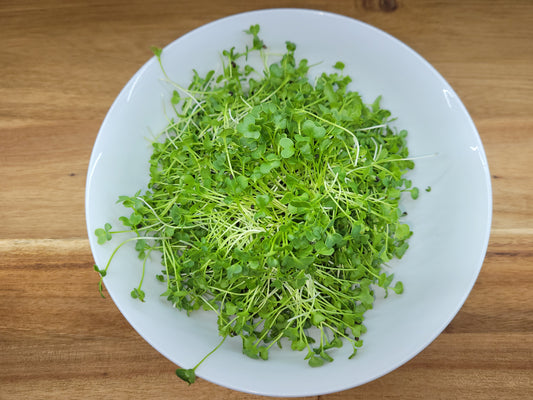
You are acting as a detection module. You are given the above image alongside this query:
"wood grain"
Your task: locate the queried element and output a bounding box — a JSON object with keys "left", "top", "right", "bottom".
{"left": 1, "top": 232, "right": 531, "bottom": 399}
{"left": 1, "top": 0, "right": 532, "bottom": 399}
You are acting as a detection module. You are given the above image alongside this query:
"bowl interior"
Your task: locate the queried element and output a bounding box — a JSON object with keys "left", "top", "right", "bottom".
{"left": 86, "top": 9, "right": 491, "bottom": 397}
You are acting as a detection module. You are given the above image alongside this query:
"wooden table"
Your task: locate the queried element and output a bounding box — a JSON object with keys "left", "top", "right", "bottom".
{"left": 1, "top": 1, "right": 532, "bottom": 398}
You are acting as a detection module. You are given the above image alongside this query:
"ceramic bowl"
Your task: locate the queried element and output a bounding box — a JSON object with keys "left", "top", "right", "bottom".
{"left": 86, "top": 9, "right": 492, "bottom": 397}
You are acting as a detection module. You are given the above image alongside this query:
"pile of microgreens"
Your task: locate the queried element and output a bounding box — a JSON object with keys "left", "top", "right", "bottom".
{"left": 94, "top": 25, "right": 420, "bottom": 384}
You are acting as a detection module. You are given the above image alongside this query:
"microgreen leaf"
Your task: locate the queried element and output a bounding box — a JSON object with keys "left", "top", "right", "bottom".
{"left": 236, "top": 175, "right": 249, "bottom": 190}
{"left": 333, "top": 61, "right": 345, "bottom": 71}
{"left": 150, "top": 46, "right": 162, "bottom": 58}
{"left": 286, "top": 41, "right": 296, "bottom": 52}
{"left": 393, "top": 281, "right": 404, "bottom": 294}
{"left": 94, "top": 223, "right": 112, "bottom": 244}
{"left": 279, "top": 137, "right": 294, "bottom": 148}
{"left": 226, "top": 263, "right": 242, "bottom": 280}
{"left": 237, "top": 114, "right": 260, "bottom": 139}
{"left": 175, "top": 368, "right": 196, "bottom": 385}
{"left": 308, "top": 355, "right": 325, "bottom": 367}
{"left": 395, "top": 224, "right": 411, "bottom": 240}
{"left": 245, "top": 24, "right": 260, "bottom": 36}
{"left": 311, "top": 312, "right": 326, "bottom": 326}
{"left": 255, "top": 193, "right": 271, "bottom": 208}
{"left": 130, "top": 288, "right": 145, "bottom": 302}
{"left": 93, "top": 264, "right": 106, "bottom": 277}
{"left": 302, "top": 119, "right": 326, "bottom": 139}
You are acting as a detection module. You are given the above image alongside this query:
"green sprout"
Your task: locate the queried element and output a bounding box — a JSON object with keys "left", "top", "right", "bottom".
{"left": 94, "top": 24, "right": 419, "bottom": 384}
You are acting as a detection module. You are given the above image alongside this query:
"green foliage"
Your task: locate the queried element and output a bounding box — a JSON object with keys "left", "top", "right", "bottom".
{"left": 94, "top": 24, "right": 419, "bottom": 380}
{"left": 333, "top": 61, "right": 345, "bottom": 71}
{"left": 150, "top": 46, "right": 162, "bottom": 58}
{"left": 175, "top": 368, "right": 196, "bottom": 385}
{"left": 94, "top": 223, "right": 112, "bottom": 244}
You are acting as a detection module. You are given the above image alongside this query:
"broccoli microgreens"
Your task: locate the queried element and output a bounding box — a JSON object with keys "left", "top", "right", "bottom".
{"left": 94, "top": 25, "right": 419, "bottom": 384}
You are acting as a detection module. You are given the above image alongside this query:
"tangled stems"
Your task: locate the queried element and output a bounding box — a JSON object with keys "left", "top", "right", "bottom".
{"left": 94, "top": 25, "right": 417, "bottom": 383}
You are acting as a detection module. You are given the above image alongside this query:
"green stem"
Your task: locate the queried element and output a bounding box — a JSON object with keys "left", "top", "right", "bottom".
{"left": 192, "top": 335, "right": 227, "bottom": 372}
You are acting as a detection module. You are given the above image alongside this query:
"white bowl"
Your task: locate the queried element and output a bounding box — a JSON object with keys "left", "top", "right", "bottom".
{"left": 86, "top": 8, "right": 492, "bottom": 397}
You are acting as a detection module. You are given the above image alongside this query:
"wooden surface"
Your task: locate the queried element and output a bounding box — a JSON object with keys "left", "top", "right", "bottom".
{"left": 1, "top": 0, "right": 532, "bottom": 398}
